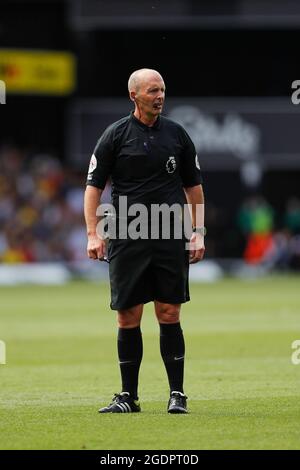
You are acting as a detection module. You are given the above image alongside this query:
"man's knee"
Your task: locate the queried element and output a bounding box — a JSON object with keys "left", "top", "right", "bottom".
{"left": 117, "top": 305, "right": 143, "bottom": 328}
{"left": 155, "top": 303, "right": 181, "bottom": 324}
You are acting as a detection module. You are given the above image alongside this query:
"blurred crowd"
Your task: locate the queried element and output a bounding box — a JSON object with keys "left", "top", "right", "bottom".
{"left": 0, "top": 146, "right": 87, "bottom": 262}
{"left": 237, "top": 196, "right": 300, "bottom": 270}
{"left": 0, "top": 147, "right": 299, "bottom": 270}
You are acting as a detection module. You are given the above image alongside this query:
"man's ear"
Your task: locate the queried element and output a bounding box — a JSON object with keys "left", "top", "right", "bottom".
{"left": 130, "top": 91, "right": 136, "bottom": 102}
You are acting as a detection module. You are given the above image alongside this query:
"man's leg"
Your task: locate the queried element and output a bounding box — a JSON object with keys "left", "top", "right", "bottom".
{"left": 117, "top": 304, "right": 144, "bottom": 400}
{"left": 155, "top": 301, "right": 185, "bottom": 393}
{"left": 99, "top": 304, "right": 143, "bottom": 413}
{"left": 155, "top": 301, "right": 187, "bottom": 413}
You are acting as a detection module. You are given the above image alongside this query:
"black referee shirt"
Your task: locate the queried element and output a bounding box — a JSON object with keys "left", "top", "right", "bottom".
{"left": 86, "top": 112, "right": 203, "bottom": 210}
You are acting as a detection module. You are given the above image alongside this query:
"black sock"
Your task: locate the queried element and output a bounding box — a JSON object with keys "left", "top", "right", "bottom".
{"left": 117, "top": 326, "right": 143, "bottom": 400}
{"left": 159, "top": 322, "right": 185, "bottom": 394}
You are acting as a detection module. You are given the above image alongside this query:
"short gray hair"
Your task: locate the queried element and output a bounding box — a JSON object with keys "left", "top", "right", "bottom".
{"left": 128, "top": 68, "right": 162, "bottom": 93}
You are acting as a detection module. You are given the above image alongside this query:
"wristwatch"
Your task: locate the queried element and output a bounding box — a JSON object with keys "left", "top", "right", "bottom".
{"left": 192, "top": 226, "right": 207, "bottom": 236}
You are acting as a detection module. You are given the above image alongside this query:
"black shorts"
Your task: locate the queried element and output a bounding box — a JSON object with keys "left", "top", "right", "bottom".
{"left": 108, "top": 237, "right": 190, "bottom": 310}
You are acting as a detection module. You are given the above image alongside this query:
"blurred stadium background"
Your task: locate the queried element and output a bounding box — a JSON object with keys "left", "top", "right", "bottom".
{"left": 1, "top": 0, "right": 300, "bottom": 450}
{"left": 1, "top": 0, "right": 300, "bottom": 283}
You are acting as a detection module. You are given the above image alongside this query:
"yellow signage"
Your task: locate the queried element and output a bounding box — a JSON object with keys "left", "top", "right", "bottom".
{"left": 0, "top": 49, "right": 76, "bottom": 95}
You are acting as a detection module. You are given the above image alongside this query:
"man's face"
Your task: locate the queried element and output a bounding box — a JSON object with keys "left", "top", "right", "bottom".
{"left": 135, "top": 75, "right": 165, "bottom": 117}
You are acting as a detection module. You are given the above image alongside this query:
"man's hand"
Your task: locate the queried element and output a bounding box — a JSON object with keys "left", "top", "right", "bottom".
{"left": 87, "top": 234, "right": 107, "bottom": 261}
{"left": 189, "top": 232, "right": 205, "bottom": 264}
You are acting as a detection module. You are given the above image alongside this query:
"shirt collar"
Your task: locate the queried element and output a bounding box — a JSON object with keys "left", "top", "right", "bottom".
{"left": 130, "top": 111, "right": 161, "bottom": 130}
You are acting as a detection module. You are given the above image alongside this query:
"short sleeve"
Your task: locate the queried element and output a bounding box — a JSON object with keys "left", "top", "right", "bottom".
{"left": 179, "top": 127, "right": 203, "bottom": 188}
{"left": 86, "top": 125, "right": 115, "bottom": 189}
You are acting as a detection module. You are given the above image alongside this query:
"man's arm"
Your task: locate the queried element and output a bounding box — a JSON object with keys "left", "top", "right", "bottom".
{"left": 84, "top": 185, "right": 106, "bottom": 260}
{"left": 184, "top": 184, "right": 205, "bottom": 264}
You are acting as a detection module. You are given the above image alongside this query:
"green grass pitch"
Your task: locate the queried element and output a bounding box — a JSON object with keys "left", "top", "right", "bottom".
{"left": 1, "top": 275, "right": 300, "bottom": 450}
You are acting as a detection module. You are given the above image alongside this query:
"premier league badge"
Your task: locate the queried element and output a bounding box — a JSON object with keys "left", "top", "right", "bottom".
{"left": 166, "top": 156, "right": 176, "bottom": 174}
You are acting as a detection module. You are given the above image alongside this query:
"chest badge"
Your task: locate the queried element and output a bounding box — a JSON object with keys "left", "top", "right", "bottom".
{"left": 166, "top": 156, "right": 176, "bottom": 174}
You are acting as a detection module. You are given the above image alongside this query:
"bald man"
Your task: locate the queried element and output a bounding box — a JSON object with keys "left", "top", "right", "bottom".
{"left": 84, "top": 68, "right": 205, "bottom": 414}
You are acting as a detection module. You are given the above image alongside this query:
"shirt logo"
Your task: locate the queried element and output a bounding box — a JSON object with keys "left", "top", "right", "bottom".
{"left": 88, "top": 154, "right": 97, "bottom": 174}
{"left": 166, "top": 156, "right": 176, "bottom": 174}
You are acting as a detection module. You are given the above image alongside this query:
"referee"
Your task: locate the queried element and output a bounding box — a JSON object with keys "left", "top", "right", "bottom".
{"left": 84, "top": 68, "right": 205, "bottom": 414}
